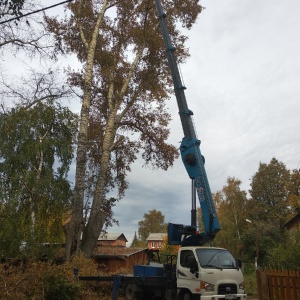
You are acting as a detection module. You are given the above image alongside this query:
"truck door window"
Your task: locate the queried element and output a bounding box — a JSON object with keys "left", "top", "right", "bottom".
{"left": 180, "top": 250, "right": 196, "bottom": 268}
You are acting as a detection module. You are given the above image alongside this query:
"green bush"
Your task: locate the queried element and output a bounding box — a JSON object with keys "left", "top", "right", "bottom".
{"left": 244, "top": 272, "right": 257, "bottom": 297}
{"left": 266, "top": 231, "right": 300, "bottom": 270}
{"left": 44, "top": 274, "right": 80, "bottom": 300}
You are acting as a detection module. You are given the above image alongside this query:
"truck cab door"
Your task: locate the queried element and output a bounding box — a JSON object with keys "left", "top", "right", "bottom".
{"left": 177, "top": 249, "right": 199, "bottom": 280}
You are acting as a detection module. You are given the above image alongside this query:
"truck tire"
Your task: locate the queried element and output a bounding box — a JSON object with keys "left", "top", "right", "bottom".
{"left": 183, "top": 291, "right": 192, "bottom": 300}
{"left": 178, "top": 289, "right": 193, "bottom": 300}
{"left": 125, "top": 284, "right": 137, "bottom": 300}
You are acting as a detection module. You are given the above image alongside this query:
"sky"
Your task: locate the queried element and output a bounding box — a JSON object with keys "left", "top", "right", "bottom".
{"left": 2, "top": 0, "right": 300, "bottom": 246}
{"left": 108, "top": 0, "right": 300, "bottom": 245}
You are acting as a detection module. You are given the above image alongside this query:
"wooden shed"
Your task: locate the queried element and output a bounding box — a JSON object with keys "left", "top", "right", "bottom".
{"left": 93, "top": 246, "right": 148, "bottom": 273}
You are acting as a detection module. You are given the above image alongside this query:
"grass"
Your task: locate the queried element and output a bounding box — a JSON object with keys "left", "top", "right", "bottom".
{"left": 243, "top": 263, "right": 258, "bottom": 298}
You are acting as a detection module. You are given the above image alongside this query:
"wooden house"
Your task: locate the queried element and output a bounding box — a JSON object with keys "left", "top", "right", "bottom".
{"left": 96, "top": 233, "right": 128, "bottom": 247}
{"left": 93, "top": 246, "right": 148, "bottom": 272}
{"left": 77, "top": 232, "right": 149, "bottom": 272}
{"left": 146, "top": 233, "right": 166, "bottom": 250}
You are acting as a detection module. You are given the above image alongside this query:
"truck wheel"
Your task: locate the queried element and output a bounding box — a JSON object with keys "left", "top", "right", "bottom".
{"left": 125, "top": 284, "right": 136, "bottom": 300}
{"left": 183, "top": 291, "right": 192, "bottom": 300}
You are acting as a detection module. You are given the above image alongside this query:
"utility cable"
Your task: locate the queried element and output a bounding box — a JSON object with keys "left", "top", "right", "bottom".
{"left": 0, "top": 0, "right": 73, "bottom": 25}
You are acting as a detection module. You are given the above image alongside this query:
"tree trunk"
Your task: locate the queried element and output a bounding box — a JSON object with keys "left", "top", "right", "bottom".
{"left": 64, "top": 0, "right": 108, "bottom": 260}
{"left": 80, "top": 45, "right": 146, "bottom": 258}
{"left": 80, "top": 113, "right": 116, "bottom": 256}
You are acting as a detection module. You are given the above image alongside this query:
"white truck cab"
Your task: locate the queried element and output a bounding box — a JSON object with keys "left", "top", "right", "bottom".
{"left": 177, "top": 247, "right": 247, "bottom": 300}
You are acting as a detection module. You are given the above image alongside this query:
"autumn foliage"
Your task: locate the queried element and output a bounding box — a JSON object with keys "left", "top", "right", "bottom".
{"left": 44, "top": 0, "right": 202, "bottom": 259}
{"left": 0, "top": 256, "right": 124, "bottom": 300}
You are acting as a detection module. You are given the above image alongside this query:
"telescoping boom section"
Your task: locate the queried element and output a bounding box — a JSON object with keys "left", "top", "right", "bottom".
{"left": 154, "top": 0, "right": 220, "bottom": 246}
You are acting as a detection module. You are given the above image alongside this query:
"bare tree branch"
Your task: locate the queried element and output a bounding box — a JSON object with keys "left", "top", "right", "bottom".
{"left": 0, "top": 66, "right": 73, "bottom": 109}
{"left": 0, "top": 1, "right": 57, "bottom": 58}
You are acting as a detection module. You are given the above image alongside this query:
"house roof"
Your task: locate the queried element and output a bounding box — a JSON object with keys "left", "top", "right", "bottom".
{"left": 93, "top": 246, "right": 147, "bottom": 260}
{"left": 98, "top": 233, "right": 128, "bottom": 242}
{"left": 283, "top": 212, "right": 300, "bottom": 229}
{"left": 146, "top": 233, "right": 166, "bottom": 241}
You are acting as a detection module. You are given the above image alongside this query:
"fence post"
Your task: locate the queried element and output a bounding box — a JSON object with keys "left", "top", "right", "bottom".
{"left": 256, "top": 269, "right": 269, "bottom": 300}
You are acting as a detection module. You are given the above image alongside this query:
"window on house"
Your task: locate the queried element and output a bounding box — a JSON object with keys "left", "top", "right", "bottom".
{"left": 151, "top": 242, "right": 155, "bottom": 248}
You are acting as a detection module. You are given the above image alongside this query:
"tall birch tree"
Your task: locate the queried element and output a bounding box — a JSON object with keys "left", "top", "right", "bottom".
{"left": 0, "top": 101, "right": 78, "bottom": 255}
{"left": 46, "top": 0, "right": 202, "bottom": 258}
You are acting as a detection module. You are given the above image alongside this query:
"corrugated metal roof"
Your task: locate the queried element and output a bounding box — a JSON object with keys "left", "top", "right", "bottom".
{"left": 146, "top": 233, "right": 166, "bottom": 241}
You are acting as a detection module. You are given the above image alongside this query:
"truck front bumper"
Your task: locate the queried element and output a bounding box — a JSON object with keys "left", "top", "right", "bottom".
{"left": 200, "top": 294, "right": 247, "bottom": 300}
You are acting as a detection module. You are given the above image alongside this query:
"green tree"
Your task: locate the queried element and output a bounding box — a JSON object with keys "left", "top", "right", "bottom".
{"left": 249, "top": 157, "right": 291, "bottom": 227}
{"left": 213, "top": 177, "right": 247, "bottom": 257}
{"left": 267, "top": 230, "right": 300, "bottom": 270}
{"left": 138, "top": 209, "right": 167, "bottom": 242}
{"left": 45, "top": 0, "right": 202, "bottom": 258}
{"left": 0, "top": 100, "right": 78, "bottom": 256}
{"left": 0, "top": 201, "right": 23, "bottom": 257}
{"left": 286, "top": 168, "right": 300, "bottom": 216}
{"left": 243, "top": 158, "right": 291, "bottom": 267}
{"left": 242, "top": 214, "right": 283, "bottom": 268}
{"left": 130, "top": 232, "right": 139, "bottom": 248}
{"left": 130, "top": 231, "right": 144, "bottom": 248}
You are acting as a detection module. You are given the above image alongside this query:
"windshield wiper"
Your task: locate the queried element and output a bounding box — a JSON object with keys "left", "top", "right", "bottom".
{"left": 201, "top": 264, "right": 223, "bottom": 270}
{"left": 221, "top": 264, "right": 239, "bottom": 270}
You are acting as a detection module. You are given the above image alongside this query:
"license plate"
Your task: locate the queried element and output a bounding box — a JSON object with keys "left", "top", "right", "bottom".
{"left": 225, "top": 295, "right": 237, "bottom": 300}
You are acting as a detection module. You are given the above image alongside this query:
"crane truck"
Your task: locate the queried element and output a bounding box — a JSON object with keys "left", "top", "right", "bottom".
{"left": 109, "top": 1, "right": 247, "bottom": 299}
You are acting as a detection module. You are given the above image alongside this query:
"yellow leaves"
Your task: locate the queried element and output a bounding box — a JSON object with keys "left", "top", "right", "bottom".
{"left": 45, "top": 0, "right": 203, "bottom": 258}
{"left": 161, "top": 234, "right": 180, "bottom": 256}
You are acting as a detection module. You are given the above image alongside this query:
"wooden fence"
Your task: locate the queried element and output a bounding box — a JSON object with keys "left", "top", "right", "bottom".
{"left": 256, "top": 269, "right": 300, "bottom": 300}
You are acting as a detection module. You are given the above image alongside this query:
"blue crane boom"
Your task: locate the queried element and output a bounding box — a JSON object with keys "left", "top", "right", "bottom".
{"left": 154, "top": 0, "right": 220, "bottom": 246}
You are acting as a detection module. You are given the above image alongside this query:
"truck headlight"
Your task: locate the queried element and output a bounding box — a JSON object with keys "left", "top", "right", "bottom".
{"left": 239, "top": 281, "right": 245, "bottom": 291}
{"left": 200, "top": 280, "right": 215, "bottom": 292}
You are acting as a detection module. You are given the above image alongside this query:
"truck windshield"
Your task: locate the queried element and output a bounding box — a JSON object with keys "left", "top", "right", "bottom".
{"left": 195, "top": 249, "right": 238, "bottom": 269}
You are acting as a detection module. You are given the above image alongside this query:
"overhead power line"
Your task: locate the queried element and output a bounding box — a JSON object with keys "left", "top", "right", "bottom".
{"left": 0, "top": 0, "right": 73, "bottom": 25}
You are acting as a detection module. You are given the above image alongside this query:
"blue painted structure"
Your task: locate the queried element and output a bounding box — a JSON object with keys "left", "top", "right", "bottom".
{"left": 155, "top": 0, "right": 220, "bottom": 245}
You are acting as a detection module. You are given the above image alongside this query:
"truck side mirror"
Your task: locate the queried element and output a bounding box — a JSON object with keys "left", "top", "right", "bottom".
{"left": 190, "top": 264, "right": 199, "bottom": 275}
{"left": 187, "top": 256, "right": 198, "bottom": 274}
{"left": 236, "top": 259, "right": 242, "bottom": 269}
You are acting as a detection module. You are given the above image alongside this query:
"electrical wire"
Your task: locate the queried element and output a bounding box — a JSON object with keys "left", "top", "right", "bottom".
{"left": 0, "top": 0, "right": 73, "bottom": 25}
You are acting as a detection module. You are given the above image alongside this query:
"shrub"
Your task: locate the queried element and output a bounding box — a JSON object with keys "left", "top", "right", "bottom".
{"left": 266, "top": 231, "right": 300, "bottom": 270}
{"left": 44, "top": 274, "right": 80, "bottom": 300}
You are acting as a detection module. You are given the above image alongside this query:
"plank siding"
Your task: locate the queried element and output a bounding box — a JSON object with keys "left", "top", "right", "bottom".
{"left": 94, "top": 247, "right": 148, "bottom": 273}
{"left": 257, "top": 269, "right": 300, "bottom": 300}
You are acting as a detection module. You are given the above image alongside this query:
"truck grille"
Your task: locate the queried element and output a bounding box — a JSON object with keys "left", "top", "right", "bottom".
{"left": 218, "top": 283, "right": 237, "bottom": 294}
